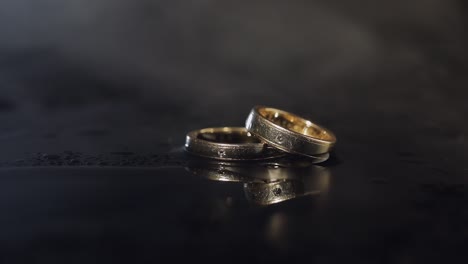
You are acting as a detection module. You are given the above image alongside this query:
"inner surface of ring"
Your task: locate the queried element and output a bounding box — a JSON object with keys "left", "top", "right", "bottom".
{"left": 258, "top": 108, "right": 333, "bottom": 140}
{"left": 198, "top": 130, "right": 261, "bottom": 144}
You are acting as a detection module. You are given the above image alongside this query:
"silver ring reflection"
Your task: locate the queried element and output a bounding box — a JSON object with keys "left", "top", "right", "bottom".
{"left": 185, "top": 159, "right": 330, "bottom": 205}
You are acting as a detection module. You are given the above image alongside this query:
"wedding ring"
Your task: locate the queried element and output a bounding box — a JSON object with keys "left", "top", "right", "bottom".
{"left": 245, "top": 106, "right": 336, "bottom": 156}
{"left": 184, "top": 127, "right": 284, "bottom": 160}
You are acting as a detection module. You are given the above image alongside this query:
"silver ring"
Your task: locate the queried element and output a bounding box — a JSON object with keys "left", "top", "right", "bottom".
{"left": 245, "top": 106, "right": 337, "bottom": 156}
{"left": 184, "top": 127, "right": 284, "bottom": 160}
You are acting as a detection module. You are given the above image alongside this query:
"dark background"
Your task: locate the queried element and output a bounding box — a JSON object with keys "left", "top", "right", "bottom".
{"left": 0, "top": 0, "right": 467, "bottom": 263}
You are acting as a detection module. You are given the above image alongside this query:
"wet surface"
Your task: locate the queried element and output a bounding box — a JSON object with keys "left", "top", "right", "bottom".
{"left": 1, "top": 0, "right": 468, "bottom": 263}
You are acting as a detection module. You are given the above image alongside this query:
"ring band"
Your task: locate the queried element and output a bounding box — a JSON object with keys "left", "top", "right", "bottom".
{"left": 245, "top": 106, "right": 336, "bottom": 156}
{"left": 185, "top": 159, "right": 330, "bottom": 205}
{"left": 184, "top": 127, "right": 284, "bottom": 160}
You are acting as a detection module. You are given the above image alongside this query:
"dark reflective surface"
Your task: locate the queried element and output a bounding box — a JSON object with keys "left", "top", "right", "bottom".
{"left": 1, "top": 144, "right": 467, "bottom": 263}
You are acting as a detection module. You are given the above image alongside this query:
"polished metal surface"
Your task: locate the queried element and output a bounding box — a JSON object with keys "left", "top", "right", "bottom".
{"left": 184, "top": 127, "right": 285, "bottom": 160}
{"left": 246, "top": 106, "right": 336, "bottom": 156}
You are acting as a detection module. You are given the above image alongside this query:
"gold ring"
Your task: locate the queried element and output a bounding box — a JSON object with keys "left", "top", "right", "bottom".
{"left": 245, "top": 106, "right": 336, "bottom": 156}
{"left": 184, "top": 127, "right": 284, "bottom": 160}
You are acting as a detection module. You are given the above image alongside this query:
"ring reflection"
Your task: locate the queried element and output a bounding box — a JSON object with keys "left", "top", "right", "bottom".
{"left": 185, "top": 156, "right": 331, "bottom": 205}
